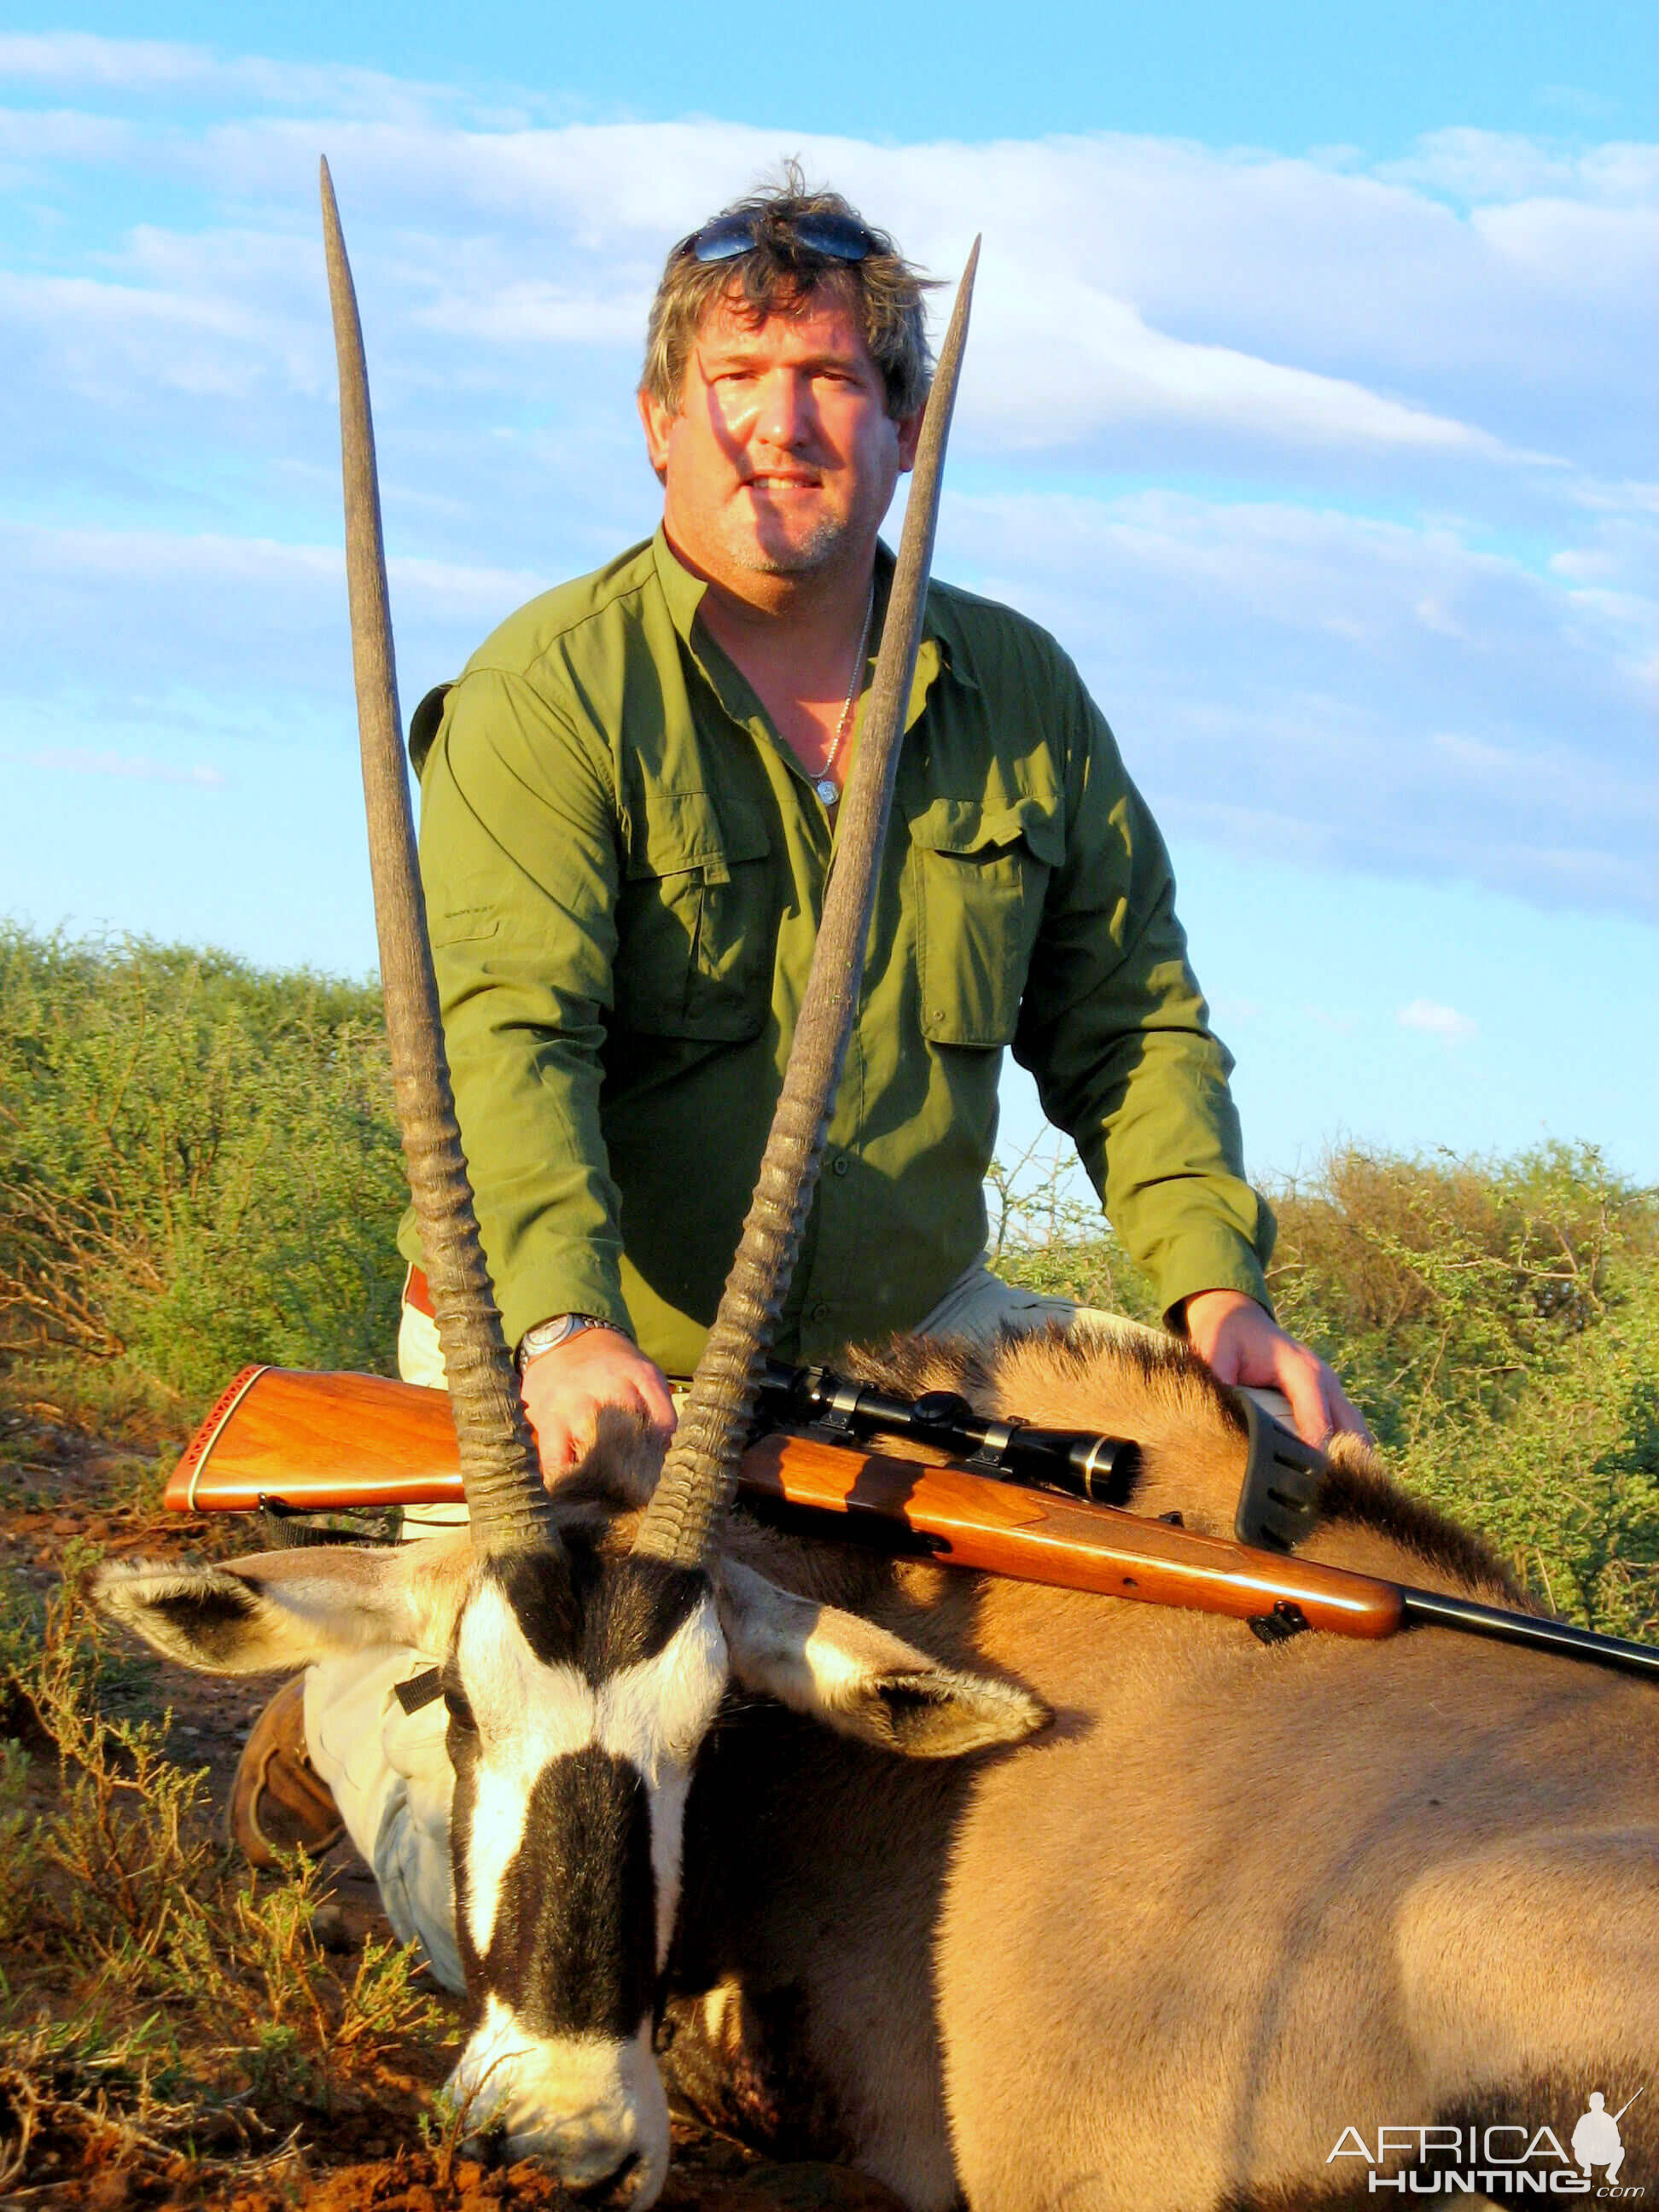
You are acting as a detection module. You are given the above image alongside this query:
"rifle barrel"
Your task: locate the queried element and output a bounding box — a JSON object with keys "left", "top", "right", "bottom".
{"left": 161, "top": 1366, "right": 1659, "bottom": 1687}
{"left": 1401, "top": 1589, "right": 1659, "bottom": 1682}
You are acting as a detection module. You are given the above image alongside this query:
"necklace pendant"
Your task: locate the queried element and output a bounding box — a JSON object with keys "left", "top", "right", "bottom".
{"left": 815, "top": 776, "right": 840, "bottom": 806}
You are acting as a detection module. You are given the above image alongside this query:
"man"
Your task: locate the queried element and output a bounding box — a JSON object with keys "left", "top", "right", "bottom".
{"left": 230, "top": 172, "right": 1364, "bottom": 1953}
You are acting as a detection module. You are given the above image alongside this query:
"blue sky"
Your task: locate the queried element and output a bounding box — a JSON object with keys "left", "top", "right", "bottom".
{"left": 2, "top": 8, "right": 1656, "bottom": 1190}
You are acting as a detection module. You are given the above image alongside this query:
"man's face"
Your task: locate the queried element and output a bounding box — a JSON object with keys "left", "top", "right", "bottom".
{"left": 638, "top": 283, "right": 923, "bottom": 592}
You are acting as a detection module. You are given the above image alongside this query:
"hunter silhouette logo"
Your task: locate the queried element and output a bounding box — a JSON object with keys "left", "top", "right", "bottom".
{"left": 1328, "top": 2092, "right": 1645, "bottom": 2195}
{"left": 1575, "top": 2090, "right": 1642, "bottom": 2188}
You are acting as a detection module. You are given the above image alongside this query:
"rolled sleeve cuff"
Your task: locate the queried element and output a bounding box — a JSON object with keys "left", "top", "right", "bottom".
{"left": 498, "top": 1264, "right": 634, "bottom": 1354}
{"left": 1152, "top": 1229, "right": 1274, "bottom": 1331}
{"left": 397, "top": 1207, "right": 633, "bottom": 1354}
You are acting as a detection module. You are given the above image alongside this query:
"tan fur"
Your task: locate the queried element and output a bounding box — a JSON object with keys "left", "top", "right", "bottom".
{"left": 98, "top": 1331, "right": 1659, "bottom": 2209}
{"left": 96, "top": 1531, "right": 480, "bottom": 1677}
{"left": 663, "top": 1329, "right": 1659, "bottom": 2212}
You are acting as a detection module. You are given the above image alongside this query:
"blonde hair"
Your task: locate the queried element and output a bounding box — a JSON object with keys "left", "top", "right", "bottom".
{"left": 640, "top": 163, "right": 935, "bottom": 420}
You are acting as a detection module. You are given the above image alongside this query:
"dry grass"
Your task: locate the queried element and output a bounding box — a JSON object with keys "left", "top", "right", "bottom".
{"left": 0, "top": 1557, "right": 458, "bottom": 2199}
{"left": 2, "top": 927, "right": 1656, "bottom": 2195}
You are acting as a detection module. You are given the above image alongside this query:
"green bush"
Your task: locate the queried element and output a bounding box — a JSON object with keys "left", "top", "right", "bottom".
{"left": 0, "top": 925, "right": 407, "bottom": 1421}
{"left": 998, "top": 1138, "right": 1659, "bottom": 1638}
{"left": 3, "top": 924, "right": 1655, "bottom": 1637}
{"left": 1267, "top": 1144, "right": 1659, "bottom": 1636}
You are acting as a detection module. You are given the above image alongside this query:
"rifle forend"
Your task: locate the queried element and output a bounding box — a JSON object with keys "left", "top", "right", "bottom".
{"left": 163, "top": 1365, "right": 1403, "bottom": 1639}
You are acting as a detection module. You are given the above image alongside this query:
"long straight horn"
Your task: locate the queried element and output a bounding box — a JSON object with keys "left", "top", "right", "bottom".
{"left": 320, "top": 158, "right": 554, "bottom": 1555}
{"left": 635, "top": 241, "right": 981, "bottom": 1569}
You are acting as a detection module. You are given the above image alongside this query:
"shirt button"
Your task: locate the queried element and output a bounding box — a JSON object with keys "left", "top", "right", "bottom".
{"left": 831, "top": 1155, "right": 850, "bottom": 1178}
{"left": 810, "top": 1301, "right": 831, "bottom": 1322}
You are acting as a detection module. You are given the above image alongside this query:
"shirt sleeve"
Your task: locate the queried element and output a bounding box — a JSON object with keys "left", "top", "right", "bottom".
{"left": 408, "top": 665, "right": 634, "bottom": 1350}
{"left": 1011, "top": 654, "right": 1277, "bottom": 1321}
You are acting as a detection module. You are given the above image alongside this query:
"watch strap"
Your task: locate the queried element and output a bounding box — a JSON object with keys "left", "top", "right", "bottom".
{"left": 515, "top": 1313, "right": 617, "bottom": 1373}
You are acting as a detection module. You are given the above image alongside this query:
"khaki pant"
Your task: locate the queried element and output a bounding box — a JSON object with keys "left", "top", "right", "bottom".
{"left": 306, "top": 1262, "right": 1169, "bottom": 1990}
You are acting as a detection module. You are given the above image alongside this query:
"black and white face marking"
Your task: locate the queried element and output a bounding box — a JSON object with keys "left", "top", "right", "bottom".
{"left": 443, "top": 1543, "right": 727, "bottom": 2203}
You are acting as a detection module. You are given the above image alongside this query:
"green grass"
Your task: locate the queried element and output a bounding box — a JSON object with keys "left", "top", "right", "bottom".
{"left": 1, "top": 924, "right": 407, "bottom": 1431}
{"left": 1, "top": 921, "right": 1656, "bottom": 2194}
{"left": 4, "top": 917, "right": 1656, "bottom": 1628}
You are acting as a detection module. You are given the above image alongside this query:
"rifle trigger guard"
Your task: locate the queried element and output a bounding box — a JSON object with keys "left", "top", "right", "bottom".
{"left": 1249, "top": 1600, "right": 1310, "bottom": 1646}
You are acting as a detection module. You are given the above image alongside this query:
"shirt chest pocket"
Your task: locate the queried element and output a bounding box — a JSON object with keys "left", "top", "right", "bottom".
{"left": 614, "top": 793, "right": 773, "bottom": 1042}
{"left": 911, "top": 798, "right": 1063, "bottom": 1048}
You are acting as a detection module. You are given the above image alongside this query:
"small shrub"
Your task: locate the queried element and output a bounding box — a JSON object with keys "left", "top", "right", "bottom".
{"left": 0, "top": 925, "right": 407, "bottom": 1425}
{"left": 991, "top": 1138, "right": 1659, "bottom": 1637}
{"left": 991, "top": 1138, "right": 1161, "bottom": 1324}
{"left": 0, "top": 1561, "right": 455, "bottom": 2191}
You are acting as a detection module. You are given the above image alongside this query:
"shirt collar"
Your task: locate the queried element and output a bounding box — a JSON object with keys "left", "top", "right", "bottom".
{"left": 650, "top": 526, "right": 979, "bottom": 704}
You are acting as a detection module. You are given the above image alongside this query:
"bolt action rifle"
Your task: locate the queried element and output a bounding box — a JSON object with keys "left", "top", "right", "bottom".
{"left": 162, "top": 1362, "right": 1659, "bottom": 1681}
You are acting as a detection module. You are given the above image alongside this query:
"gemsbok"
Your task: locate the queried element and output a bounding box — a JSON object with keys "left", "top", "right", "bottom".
{"left": 96, "top": 171, "right": 1659, "bottom": 2211}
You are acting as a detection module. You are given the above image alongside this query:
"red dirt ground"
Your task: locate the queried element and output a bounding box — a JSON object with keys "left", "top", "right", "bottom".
{"left": 1, "top": 1413, "right": 906, "bottom": 2212}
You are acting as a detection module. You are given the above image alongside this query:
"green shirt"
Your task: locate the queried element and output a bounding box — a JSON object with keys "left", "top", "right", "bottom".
{"left": 398, "top": 528, "right": 1274, "bottom": 1372}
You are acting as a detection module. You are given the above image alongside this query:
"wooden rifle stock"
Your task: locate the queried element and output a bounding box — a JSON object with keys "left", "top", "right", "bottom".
{"left": 160, "top": 1369, "right": 1659, "bottom": 1680}
{"left": 164, "top": 1365, "right": 1403, "bottom": 1640}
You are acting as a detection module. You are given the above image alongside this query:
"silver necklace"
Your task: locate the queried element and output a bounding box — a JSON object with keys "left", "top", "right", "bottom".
{"left": 814, "top": 583, "right": 876, "bottom": 808}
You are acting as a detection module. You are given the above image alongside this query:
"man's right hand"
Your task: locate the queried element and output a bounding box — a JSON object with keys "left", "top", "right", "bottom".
{"left": 519, "top": 1326, "right": 678, "bottom": 1479}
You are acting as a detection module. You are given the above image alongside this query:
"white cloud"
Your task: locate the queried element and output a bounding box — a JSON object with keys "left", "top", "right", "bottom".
{"left": 413, "top": 277, "right": 651, "bottom": 348}
{"left": 11, "top": 522, "right": 337, "bottom": 585}
{"left": 1398, "top": 999, "right": 1478, "bottom": 1039}
{"left": 0, "top": 56, "right": 1652, "bottom": 930}
{"left": 0, "top": 33, "right": 443, "bottom": 119}
{"left": 0, "top": 267, "right": 310, "bottom": 399}
{"left": 9, "top": 745, "right": 225, "bottom": 789}
{"left": 0, "top": 106, "right": 136, "bottom": 161}
{"left": 5, "top": 520, "right": 543, "bottom": 610}
{"left": 932, "top": 484, "right": 1656, "bottom": 915}
{"left": 3, "top": 95, "right": 1649, "bottom": 476}
{"left": 958, "top": 275, "right": 1513, "bottom": 458}
{"left": 1384, "top": 128, "right": 1659, "bottom": 208}
{"left": 389, "top": 552, "right": 550, "bottom": 611}
{"left": 0, "top": 33, "right": 210, "bottom": 92}
{"left": 1473, "top": 196, "right": 1657, "bottom": 299}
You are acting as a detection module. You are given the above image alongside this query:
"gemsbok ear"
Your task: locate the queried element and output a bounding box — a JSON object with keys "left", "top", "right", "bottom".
{"left": 714, "top": 1559, "right": 1051, "bottom": 1759}
{"left": 94, "top": 1540, "right": 469, "bottom": 1677}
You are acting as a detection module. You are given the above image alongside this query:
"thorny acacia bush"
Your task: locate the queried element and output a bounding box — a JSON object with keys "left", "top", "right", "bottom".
{"left": 0, "top": 1552, "right": 454, "bottom": 2187}
{"left": 996, "top": 1137, "right": 1659, "bottom": 1637}
{"left": 1267, "top": 1144, "right": 1659, "bottom": 1638}
{"left": 3, "top": 923, "right": 1656, "bottom": 1621}
{"left": 0, "top": 926, "right": 1656, "bottom": 2183}
{"left": 0, "top": 924, "right": 406, "bottom": 1426}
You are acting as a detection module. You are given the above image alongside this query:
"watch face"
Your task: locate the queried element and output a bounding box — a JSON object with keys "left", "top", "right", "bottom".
{"left": 516, "top": 1317, "right": 571, "bottom": 1371}
{"left": 518, "top": 1314, "right": 600, "bottom": 1369}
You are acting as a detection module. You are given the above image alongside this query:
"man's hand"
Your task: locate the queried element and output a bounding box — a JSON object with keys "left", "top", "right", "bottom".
{"left": 519, "top": 1325, "right": 678, "bottom": 1480}
{"left": 1180, "top": 1288, "right": 1371, "bottom": 1449}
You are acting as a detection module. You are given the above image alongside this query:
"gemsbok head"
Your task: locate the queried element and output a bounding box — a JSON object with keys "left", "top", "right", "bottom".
{"left": 96, "top": 168, "right": 1043, "bottom": 2206}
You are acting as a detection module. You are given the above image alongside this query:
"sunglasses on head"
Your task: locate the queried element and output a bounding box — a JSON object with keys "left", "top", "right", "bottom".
{"left": 681, "top": 209, "right": 876, "bottom": 265}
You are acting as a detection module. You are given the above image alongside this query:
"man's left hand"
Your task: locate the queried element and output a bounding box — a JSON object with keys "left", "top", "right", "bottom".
{"left": 1180, "top": 1288, "right": 1371, "bottom": 1449}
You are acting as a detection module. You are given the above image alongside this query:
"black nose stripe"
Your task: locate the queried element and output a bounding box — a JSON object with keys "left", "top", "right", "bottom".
{"left": 458, "top": 1744, "right": 658, "bottom": 2040}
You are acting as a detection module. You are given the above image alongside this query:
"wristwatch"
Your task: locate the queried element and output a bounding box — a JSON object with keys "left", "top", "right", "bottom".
{"left": 515, "top": 1313, "right": 618, "bottom": 1375}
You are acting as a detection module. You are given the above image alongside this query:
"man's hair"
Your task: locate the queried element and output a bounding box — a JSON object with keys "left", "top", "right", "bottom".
{"left": 639, "top": 162, "right": 935, "bottom": 421}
